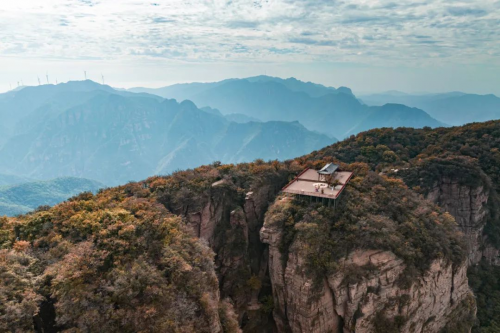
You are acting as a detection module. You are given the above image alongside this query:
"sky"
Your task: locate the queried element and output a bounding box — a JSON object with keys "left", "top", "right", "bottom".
{"left": 0, "top": 0, "right": 499, "bottom": 95}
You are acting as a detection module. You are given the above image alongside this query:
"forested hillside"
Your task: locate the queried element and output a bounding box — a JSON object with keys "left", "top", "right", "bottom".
{"left": 0, "top": 188, "right": 236, "bottom": 332}
{"left": 0, "top": 154, "right": 473, "bottom": 333}
{"left": 305, "top": 120, "right": 500, "bottom": 332}
{"left": 5, "top": 120, "right": 500, "bottom": 332}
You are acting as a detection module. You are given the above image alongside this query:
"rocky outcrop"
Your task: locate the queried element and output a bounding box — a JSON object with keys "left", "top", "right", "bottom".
{"left": 182, "top": 168, "right": 487, "bottom": 332}
{"left": 186, "top": 182, "right": 275, "bottom": 246}
{"left": 427, "top": 177, "right": 500, "bottom": 265}
{"left": 261, "top": 217, "right": 474, "bottom": 333}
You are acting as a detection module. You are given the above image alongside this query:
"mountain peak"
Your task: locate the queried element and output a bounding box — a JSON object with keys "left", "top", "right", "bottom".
{"left": 337, "top": 86, "right": 353, "bottom": 95}
{"left": 179, "top": 99, "right": 198, "bottom": 110}
{"left": 60, "top": 80, "right": 113, "bottom": 91}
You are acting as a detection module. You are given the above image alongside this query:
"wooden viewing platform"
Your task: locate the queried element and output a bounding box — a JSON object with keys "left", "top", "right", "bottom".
{"left": 282, "top": 165, "right": 353, "bottom": 203}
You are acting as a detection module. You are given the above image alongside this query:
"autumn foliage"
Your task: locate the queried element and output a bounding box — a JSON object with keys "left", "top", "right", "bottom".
{"left": 0, "top": 187, "right": 235, "bottom": 332}
{"left": 3, "top": 121, "right": 500, "bottom": 331}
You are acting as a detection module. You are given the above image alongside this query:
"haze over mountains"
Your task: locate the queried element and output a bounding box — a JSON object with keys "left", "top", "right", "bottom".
{"left": 0, "top": 80, "right": 333, "bottom": 186}
{"left": 0, "top": 177, "right": 103, "bottom": 216}
{"left": 130, "top": 76, "right": 445, "bottom": 139}
{"left": 360, "top": 91, "right": 500, "bottom": 126}
{"left": 1, "top": 75, "right": 498, "bottom": 192}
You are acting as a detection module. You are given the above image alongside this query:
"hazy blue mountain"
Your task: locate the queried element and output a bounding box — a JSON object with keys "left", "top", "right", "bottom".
{"left": 130, "top": 76, "right": 353, "bottom": 100}
{"left": 0, "top": 177, "right": 104, "bottom": 216}
{"left": 360, "top": 92, "right": 500, "bottom": 125}
{"left": 0, "top": 81, "right": 112, "bottom": 125}
{"left": 201, "top": 106, "right": 262, "bottom": 124}
{"left": 0, "top": 80, "right": 162, "bottom": 146}
{"left": 129, "top": 76, "right": 443, "bottom": 139}
{"left": 360, "top": 91, "right": 466, "bottom": 106}
{"left": 214, "top": 120, "right": 329, "bottom": 163}
{"left": 0, "top": 81, "right": 333, "bottom": 185}
{"left": 346, "top": 104, "right": 445, "bottom": 136}
{"left": 200, "top": 106, "right": 223, "bottom": 117}
{"left": 244, "top": 75, "right": 350, "bottom": 97}
{"left": 129, "top": 80, "right": 236, "bottom": 102}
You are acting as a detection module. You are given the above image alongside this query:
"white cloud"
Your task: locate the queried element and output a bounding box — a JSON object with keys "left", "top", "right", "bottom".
{"left": 0, "top": 0, "right": 499, "bottom": 94}
{"left": 0, "top": 0, "right": 498, "bottom": 65}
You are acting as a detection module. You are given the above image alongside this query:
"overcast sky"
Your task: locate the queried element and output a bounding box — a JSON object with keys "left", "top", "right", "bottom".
{"left": 0, "top": 0, "right": 499, "bottom": 95}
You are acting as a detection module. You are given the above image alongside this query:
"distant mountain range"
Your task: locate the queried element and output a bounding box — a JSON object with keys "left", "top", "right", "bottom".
{"left": 0, "top": 75, "right": 498, "bottom": 221}
{"left": 130, "top": 76, "right": 353, "bottom": 100}
{"left": 130, "top": 76, "right": 444, "bottom": 139}
{"left": 3, "top": 76, "right": 496, "bottom": 190}
{"left": 0, "top": 177, "right": 104, "bottom": 216}
{"left": 345, "top": 103, "right": 443, "bottom": 136}
{"left": 0, "top": 80, "right": 160, "bottom": 145}
{"left": 0, "top": 80, "right": 333, "bottom": 185}
{"left": 360, "top": 91, "right": 500, "bottom": 126}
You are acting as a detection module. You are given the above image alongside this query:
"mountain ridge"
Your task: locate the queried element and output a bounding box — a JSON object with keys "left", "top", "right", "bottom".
{"left": 360, "top": 91, "right": 500, "bottom": 125}
{"left": 0, "top": 81, "right": 334, "bottom": 185}
{"left": 128, "top": 76, "right": 445, "bottom": 139}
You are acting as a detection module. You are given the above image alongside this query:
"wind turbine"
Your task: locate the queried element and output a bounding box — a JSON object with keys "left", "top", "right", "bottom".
{"left": 38, "top": 77, "right": 41, "bottom": 86}
{"left": 46, "top": 73, "right": 49, "bottom": 84}
{"left": 101, "top": 73, "right": 105, "bottom": 85}
{"left": 84, "top": 71, "right": 87, "bottom": 80}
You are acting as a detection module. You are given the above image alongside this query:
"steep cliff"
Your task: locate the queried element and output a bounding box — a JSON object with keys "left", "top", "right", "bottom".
{"left": 261, "top": 172, "right": 475, "bottom": 333}
{"left": 426, "top": 178, "right": 499, "bottom": 265}
{"left": 303, "top": 122, "right": 500, "bottom": 331}
{"left": 262, "top": 224, "right": 473, "bottom": 333}
{"left": 401, "top": 156, "right": 500, "bottom": 265}
{"left": 150, "top": 158, "right": 479, "bottom": 333}
{"left": 153, "top": 162, "right": 295, "bottom": 332}
{"left": 186, "top": 183, "right": 279, "bottom": 327}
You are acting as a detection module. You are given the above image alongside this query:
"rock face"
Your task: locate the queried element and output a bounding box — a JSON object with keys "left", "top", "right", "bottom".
{"left": 427, "top": 178, "right": 500, "bottom": 265}
{"left": 177, "top": 170, "right": 486, "bottom": 332}
{"left": 261, "top": 218, "right": 474, "bottom": 333}
{"left": 184, "top": 181, "right": 283, "bottom": 331}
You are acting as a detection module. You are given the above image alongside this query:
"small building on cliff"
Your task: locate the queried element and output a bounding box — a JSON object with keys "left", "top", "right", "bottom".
{"left": 281, "top": 163, "right": 353, "bottom": 206}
